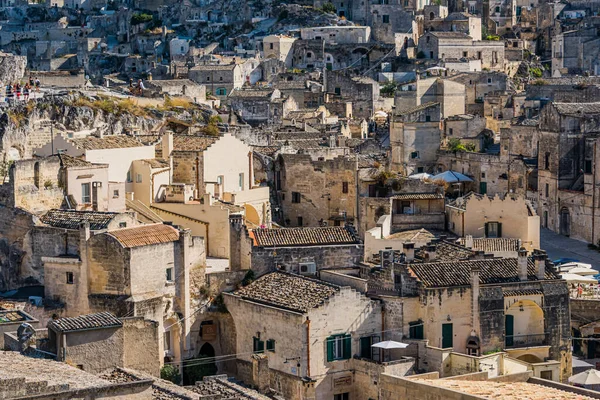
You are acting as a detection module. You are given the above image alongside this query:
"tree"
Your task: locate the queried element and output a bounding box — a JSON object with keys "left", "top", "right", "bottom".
{"left": 380, "top": 82, "right": 398, "bottom": 97}
{"left": 321, "top": 2, "right": 336, "bottom": 13}
{"left": 160, "top": 365, "right": 181, "bottom": 384}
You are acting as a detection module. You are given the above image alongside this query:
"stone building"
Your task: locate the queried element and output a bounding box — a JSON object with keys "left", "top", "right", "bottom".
{"left": 46, "top": 312, "right": 159, "bottom": 376}
{"left": 394, "top": 77, "right": 466, "bottom": 119}
{"left": 42, "top": 223, "right": 205, "bottom": 369}
{"left": 552, "top": 28, "right": 600, "bottom": 77}
{"left": 417, "top": 32, "right": 505, "bottom": 71}
{"left": 224, "top": 271, "right": 415, "bottom": 400}
{"left": 229, "top": 221, "right": 362, "bottom": 276}
{"left": 366, "top": 246, "right": 572, "bottom": 380}
{"left": 275, "top": 153, "right": 357, "bottom": 228}
{"left": 537, "top": 102, "right": 600, "bottom": 244}
{"left": 262, "top": 35, "right": 297, "bottom": 68}
{"left": 390, "top": 102, "right": 442, "bottom": 175}
{"left": 229, "top": 88, "right": 298, "bottom": 126}
{"left": 188, "top": 63, "right": 244, "bottom": 98}
{"left": 446, "top": 192, "right": 540, "bottom": 250}
{"left": 0, "top": 154, "right": 125, "bottom": 215}
{"left": 324, "top": 70, "right": 379, "bottom": 119}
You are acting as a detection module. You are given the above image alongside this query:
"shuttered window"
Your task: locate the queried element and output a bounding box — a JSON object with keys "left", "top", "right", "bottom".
{"left": 253, "top": 337, "right": 264, "bottom": 353}
{"left": 326, "top": 334, "right": 351, "bottom": 362}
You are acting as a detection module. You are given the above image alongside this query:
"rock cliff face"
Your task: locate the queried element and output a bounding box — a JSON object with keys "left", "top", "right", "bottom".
{"left": 0, "top": 53, "right": 26, "bottom": 84}
{"left": 0, "top": 91, "right": 212, "bottom": 161}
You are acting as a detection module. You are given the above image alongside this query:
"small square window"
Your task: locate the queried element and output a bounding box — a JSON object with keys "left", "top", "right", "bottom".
{"left": 66, "top": 272, "right": 74, "bottom": 284}
{"left": 382, "top": 14, "right": 390, "bottom": 23}
{"left": 266, "top": 339, "right": 276, "bottom": 352}
{"left": 136, "top": 174, "right": 142, "bottom": 183}
{"left": 166, "top": 267, "right": 173, "bottom": 282}
{"left": 481, "top": 172, "right": 486, "bottom": 178}
{"left": 113, "top": 189, "right": 119, "bottom": 198}
{"left": 411, "top": 151, "right": 419, "bottom": 159}
{"left": 292, "top": 192, "right": 301, "bottom": 203}
{"left": 119, "top": 222, "right": 127, "bottom": 228}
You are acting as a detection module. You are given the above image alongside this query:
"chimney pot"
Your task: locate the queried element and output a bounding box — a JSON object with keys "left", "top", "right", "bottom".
{"left": 403, "top": 242, "right": 415, "bottom": 262}
{"left": 518, "top": 247, "right": 528, "bottom": 281}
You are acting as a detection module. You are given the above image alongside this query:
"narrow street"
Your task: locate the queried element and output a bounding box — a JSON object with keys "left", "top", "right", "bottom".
{"left": 540, "top": 228, "right": 600, "bottom": 267}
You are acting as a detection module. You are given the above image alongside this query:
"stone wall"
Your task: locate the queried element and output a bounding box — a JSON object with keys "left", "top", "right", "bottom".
{"left": 63, "top": 327, "right": 124, "bottom": 373}
{"left": 122, "top": 317, "right": 160, "bottom": 376}
{"left": 0, "top": 206, "right": 35, "bottom": 290}
{"left": 358, "top": 197, "right": 392, "bottom": 237}
{"left": 378, "top": 373, "right": 485, "bottom": 400}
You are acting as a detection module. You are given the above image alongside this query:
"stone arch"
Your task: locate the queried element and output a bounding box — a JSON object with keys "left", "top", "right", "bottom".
{"left": 505, "top": 299, "right": 544, "bottom": 348}
{"left": 517, "top": 354, "right": 543, "bottom": 363}
{"left": 244, "top": 204, "right": 261, "bottom": 226}
{"left": 430, "top": 11, "right": 435, "bottom": 20}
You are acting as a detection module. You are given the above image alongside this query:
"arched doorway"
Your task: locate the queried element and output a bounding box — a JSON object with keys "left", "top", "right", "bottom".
{"left": 430, "top": 11, "right": 435, "bottom": 20}
{"left": 505, "top": 300, "right": 545, "bottom": 348}
{"left": 560, "top": 207, "right": 570, "bottom": 236}
{"left": 183, "top": 342, "right": 217, "bottom": 385}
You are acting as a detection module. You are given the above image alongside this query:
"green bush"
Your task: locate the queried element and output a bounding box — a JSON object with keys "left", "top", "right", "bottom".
{"left": 321, "top": 2, "right": 336, "bottom": 13}
{"left": 241, "top": 270, "right": 255, "bottom": 286}
{"left": 380, "top": 82, "right": 398, "bottom": 98}
{"left": 160, "top": 365, "right": 181, "bottom": 384}
{"left": 183, "top": 356, "right": 217, "bottom": 385}
{"left": 131, "top": 13, "right": 153, "bottom": 25}
{"left": 416, "top": 51, "right": 425, "bottom": 59}
{"left": 530, "top": 67, "right": 543, "bottom": 78}
{"left": 448, "top": 138, "right": 467, "bottom": 152}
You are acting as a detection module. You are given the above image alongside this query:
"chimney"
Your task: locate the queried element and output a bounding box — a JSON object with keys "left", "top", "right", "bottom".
{"left": 162, "top": 132, "right": 173, "bottom": 160}
{"left": 471, "top": 265, "right": 480, "bottom": 335}
{"left": 425, "top": 244, "right": 437, "bottom": 261}
{"left": 518, "top": 247, "right": 528, "bottom": 281}
{"left": 251, "top": 353, "right": 270, "bottom": 394}
{"left": 403, "top": 242, "right": 415, "bottom": 262}
{"left": 464, "top": 235, "right": 474, "bottom": 249}
{"left": 534, "top": 251, "right": 547, "bottom": 280}
{"left": 329, "top": 135, "right": 336, "bottom": 148}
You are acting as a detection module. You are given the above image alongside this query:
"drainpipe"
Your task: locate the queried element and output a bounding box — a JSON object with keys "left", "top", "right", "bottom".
{"left": 305, "top": 317, "right": 311, "bottom": 377}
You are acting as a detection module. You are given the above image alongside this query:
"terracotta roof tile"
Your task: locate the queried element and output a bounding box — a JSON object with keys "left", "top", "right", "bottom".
{"left": 503, "top": 289, "right": 543, "bottom": 296}
{"left": 392, "top": 193, "right": 444, "bottom": 200}
{"left": 41, "top": 209, "right": 119, "bottom": 230}
{"left": 407, "top": 258, "right": 559, "bottom": 288}
{"left": 107, "top": 224, "right": 179, "bottom": 248}
{"left": 251, "top": 226, "right": 360, "bottom": 247}
{"left": 415, "top": 241, "right": 475, "bottom": 262}
{"left": 469, "top": 238, "right": 520, "bottom": 252}
{"left": 70, "top": 135, "right": 146, "bottom": 150}
{"left": 234, "top": 271, "right": 339, "bottom": 313}
{"left": 47, "top": 312, "right": 122, "bottom": 333}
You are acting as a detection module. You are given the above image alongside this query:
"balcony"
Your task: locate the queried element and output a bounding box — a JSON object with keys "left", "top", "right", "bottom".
{"left": 504, "top": 333, "right": 548, "bottom": 348}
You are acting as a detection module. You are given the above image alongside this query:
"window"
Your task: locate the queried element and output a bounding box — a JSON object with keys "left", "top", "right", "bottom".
{"left": 481, "top": 172, "right": 486, "bottom": 178}
{"left": 545, "top": 183, "right": 549, "bottom": 198}
{"left": 216, "top": 87, "right": 227, "bottom": 96}
{"left": 545, "top": 152, "right": 550, "bottom": 170}
{"left": 164, "top": 330, "right": 171, "bottom": 351}
{"left": 81, "top": 183, "right": 91, "bottom": 204}
{"left": 219, "top": 76, "right": 223, "bottom": 81}
{"left": 359, "top": 335, "right": 380, "bottom": 360}
{"left": 66, "top": 272, "right": 74, "bottom": 284}
{"left": 585, "top": 160, "right": 592, "bottom": 174}
{"left": 239, "top": 173, "right": 244, "bottom": 190}
{"left": 297, "top": 216, "right": 303, "bottom": 226}
{"left": 487, "top": 78, "right": 492, "bottom": 84}
{"left": 206, "top": 76, "right": 210, "bottom": 81}
{"left": 253, "top": 336, "right": 265, "bottom": 353}
{"left": 166, "top": 267, "right": 173, "bottom": 282}
{"left": 448, "top": 128, "right": 453, "bottom": 135}
{"left": 334, "top": 87, "right": 341, "bottom": 95}
{"left": 426, "top": 36, "right": 430, "bottom": 43}
{"left": 326, "top": 334, "right": 351, "bottom": 362}
{"left": 127, "top": 170, "right": 132, "bottom": 183}
{"left": 409, "top": 320, "right": 424, "bottom": 339}
{"left": 292, "top": 191, "right": 301, "bottom": 203}
{"left": 462, "top": 51, "right": 468, "bottom": 58}
{"left": 417, "top": 167, "right": 424, "bottom": 173}
{"left": 113, "top": 189, "right": 119, "bottom": 198}
{"left": 119, "top": 222, "right": 127, "bottom": 228}
{"left": 485, "top": 222, "right": 502, "bottom": 238}
{"left": 342, "top": 181, "right": 349, "bottom": 194}
{"left": 269, "top": 43, "right": 273, "bottom": 50}
{"left": 382, "top": 14, "right": 390, "bottom": 23}
{"left": 477, "top": 51, "right": 482, "bottom": 59}
{"left": 425, "top": 115, "right": 431, "bottom": 122}
{"left": 306, "top": 51, "right": 313, "bottom": 58}
{"left": 411, "top": 151, "right": 419, "bottom": 159}
{"left": 266, "top": 339, "right": 276, "bottom": 352}
{"left": 136, "top": 174, "right": 142, "bottom": 183}
{"left": 334, "top": 393, "right": 349, "bottom": 400}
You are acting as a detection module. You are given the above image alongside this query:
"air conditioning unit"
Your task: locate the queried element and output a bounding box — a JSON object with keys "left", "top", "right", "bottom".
{"left": 380, "top": 249, "right": 393, "bottom": 269}
{"left": 299, "top": 262, "right": 316, "bottom": 275}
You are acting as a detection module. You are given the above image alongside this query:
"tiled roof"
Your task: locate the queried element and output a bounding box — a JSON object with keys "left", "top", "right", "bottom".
{"left": 172, "top": 135, "right": 219, "bottom": 152}
{"left": 47, "top": 312, "right": 122, "bottom": 333}
{"left": 415, "top": 241, "right": 475, "bottom": 262}
{"left": 429, "top": 31, "right": 471, "bottom": 39}
{"left": 251, "top": 226, "right": 360, "bottom": 247}
{"left": 407, "top": 258, "right": 559, "bottom": 288}
{"left": 392, "top": 193, "right": 443, "bottom": 200}
{"left": 400, "top": 101, "right": 440, "bottom": 115}
{"left": 107, "top": 224, "right": 179, "bottom": 248}
{"left": 140, "top": 158, "right": 170, "bottom": 169}
{"left": 40, "top": 209, "right": 118, "bottom": 230}
{"left": 553, "top": 102, "right": 600, "bottom": 116}
{"left": 229, "top": 89, "right": 275, "bottom": 99}
{"left": 233, "top": 272, "right": 339, "bottom": 313}
{"left": 469, "top": 238, "right": 520, "bottom": 252}
{"left": 57, "top": 154, "right": 95, "bottom": 168}
{"left": 70, "top": 135, "right": 146, "bottom": 150}
{"left": 190, "top": 64, "right": 237, "bottom": 71}
{"left": 503, "top": 289, "right": 543, "bottom": 296}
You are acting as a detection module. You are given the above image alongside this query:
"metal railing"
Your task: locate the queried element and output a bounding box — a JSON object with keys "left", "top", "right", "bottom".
{"left": 505, "top": 333, "right": 547, "bottom": 348}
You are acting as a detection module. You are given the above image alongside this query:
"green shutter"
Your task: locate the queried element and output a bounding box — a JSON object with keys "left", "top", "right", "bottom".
{"left": 360, "top": 337, "right": 371, "bottom": 358}
{"left": 497, "top": 223, "right": 502, "bottom": 238}
{"left": 484, "top": 222, "right": 489, "bottom": 237}
{"left": 343, "top": 335, "right": 352, "bottom": 360}
{"left": 442, "top": 323, "right": 453, "bottom": 348}
{"left": 326, "top": 336, "right": 334, "bottom": 362}
{"left": 253, "top": 337, "right": 258, "bottom": 352}
{"left": 266, "top": 339, "right": 275, "bottom": 352}
{"left": 258, "top": 340, "right": 265, "bottom": 353}
{"left": 416, "top": 324, "right": 424, "bottom": 340}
